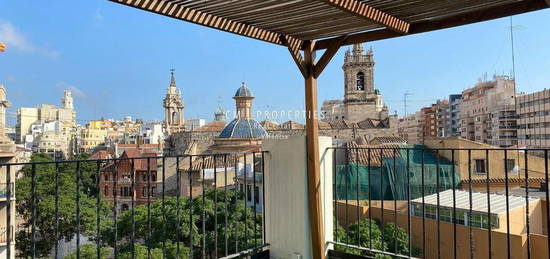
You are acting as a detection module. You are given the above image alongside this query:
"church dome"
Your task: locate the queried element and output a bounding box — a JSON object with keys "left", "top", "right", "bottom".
{"left": 235, "top": 82, "right": 253, "bottom": 97}
{"left": 219, "top": 118, "right": 267, "bottom": 139}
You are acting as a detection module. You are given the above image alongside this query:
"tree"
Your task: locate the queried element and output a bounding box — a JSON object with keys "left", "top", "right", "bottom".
{"left": 118, "top": 241, "right": 190, "bottom": 259}
{"left": 64, "top": 243, "right": 109, "bottom": 259}
{"left": 109, "top": 189, "right": 261, "bottom": 259}
{"left": 335, "top": 218, "right": 420, "bottom": 258}
{"left": 382, "top": 223, "right": 410, "bottom": 255}
{"left": 16, "top": 153, "right": 113, "bottom": 258}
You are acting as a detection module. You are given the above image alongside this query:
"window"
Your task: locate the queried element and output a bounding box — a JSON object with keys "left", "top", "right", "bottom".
{"left": 142, "top": 187, "right": 147, "bottom": 197}
{"left": 356, "top": 72, "right": 365, "bottom": 91}
{"left": 152, "top": 173, "right": 157, "bottom": 182}
{"left": 474, "top": 159, "right": 486, "bottom": 174}
{"left": 172, "top": 112, "right": 179, "bottom": 123}
{"left": 151, "top": 187, "right": 156, "bottom": 197}
{"left": 104, "top": 173, "right": 109, "bottom": 181}
{"left": 104, "top": 186, "right": 108, "bottom": 197}
{"left": 254, "top": 186, "right": 260, "bottom": 204}
{"left": 504, "top": 159, "right": 515, "bottom": 172}
{"left": 246, "top": 185, "right": 252, "bottom": 202}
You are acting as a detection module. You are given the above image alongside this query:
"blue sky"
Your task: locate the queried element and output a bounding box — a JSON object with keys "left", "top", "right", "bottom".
{"left": 1, "top": 1, "right": 549, "bottom": 126}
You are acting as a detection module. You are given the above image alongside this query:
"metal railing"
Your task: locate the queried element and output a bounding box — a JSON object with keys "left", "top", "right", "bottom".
{"left": 0, "top": 226, "right": 13, "bottom": 243}
{"left": 329, "top": 146, "right": 550, "bottom": 259}
{"left": 0, "top": 182, "right": 14, "bottom": 198}
{"left": 0, "top": 151, "right": 268, "bottom": 258}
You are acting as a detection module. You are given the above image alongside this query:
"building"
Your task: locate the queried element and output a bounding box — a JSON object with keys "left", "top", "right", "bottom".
{"left": 99, "top": 148, "right": 159, "bottom": 213}
{"left": 163, "top": 70, "right": 185, "bottom": 133}
{"left": 87, "top": 119, "right": 113, "bottom": 130}
{"left": 517, "top": 88, "right": 550, "bottom": 148}
{"left": 448, "top": 94, "right": 462, "bottom": 137}
{"left": 0, "top": 85, "right": 16, "bottom": 258}
{"left": 185, "top": 119, "right": 205, "bottom": 131}
{"left": 487, "top": 104, "right": 517, "bottom": 147}
{"left": 33, "top": 131, "right": 69, "bottom": 159}
{"left": 424, "top": 137, "right": 548, "bottom": 192}
{"left": 321, "top": 44, "right": 393, "bottom": 123}
{"left": 80, "top": 128, "right": 109, "bottom": 153}
{"left": 139, "top": 123, "right": 164, "bottom": 144}
{"left": 398, "top": 112, "right": 422, "bottom": 144}
{"left": 435, "top": 99, "right": 450, "bottom": 138}
{"left": 211, "top": 82, "right": 267, "bottom": 153}
{"left": 459, "top": 75, "right": 516, "bottom": 146}
{"left": 15, "top": 90, "right": 76, "bottom": 143}
{"left": 420, "top": 104, "right": 437, "bottom": 143}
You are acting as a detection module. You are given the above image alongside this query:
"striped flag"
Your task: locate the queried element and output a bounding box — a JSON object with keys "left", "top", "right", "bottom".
{"left": 0, "top": 43, "right": 6, "bottom": 52}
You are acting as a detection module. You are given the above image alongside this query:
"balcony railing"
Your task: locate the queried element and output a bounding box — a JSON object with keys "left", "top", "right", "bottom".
{"left": 329, "top": 146, "right": 550, "bottom": 259}
{"left": 0, "top": 151, "right": 268, "bottom": 258}
{"left": 0, "top": 182, "right": 14, "bottom": 199}
{"left": 0, "top": 226, "right": 13, "bottom": 243}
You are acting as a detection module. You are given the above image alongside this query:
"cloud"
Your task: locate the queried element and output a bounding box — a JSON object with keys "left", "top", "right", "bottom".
{"left": 56, "top": 82, "right": 86, "bottom": 98}
{"left": 0, "top": 20, "right": 59, "bottom": 57}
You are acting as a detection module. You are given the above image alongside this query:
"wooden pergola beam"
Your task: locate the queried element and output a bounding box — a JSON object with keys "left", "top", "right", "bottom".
{"left": 317, "top": 0, "right": 410, "bottom": 34}
{"left": 109, "top": 0, "right": 302, "bottom": 47}
{"left": 281, "top": 35, "right": 307, "bottom": 78}
{"left": 314, "top": 0, "right": 550, "bottom": 50}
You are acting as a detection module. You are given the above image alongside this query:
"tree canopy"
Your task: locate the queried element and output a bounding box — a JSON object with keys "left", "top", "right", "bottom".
{"left": 16, "top": 153, "right": 113, "bottom": 258}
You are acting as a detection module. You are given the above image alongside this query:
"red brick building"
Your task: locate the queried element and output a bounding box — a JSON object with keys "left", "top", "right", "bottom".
{"left": 100, "top": 148, "right": 159, "bottom": 212}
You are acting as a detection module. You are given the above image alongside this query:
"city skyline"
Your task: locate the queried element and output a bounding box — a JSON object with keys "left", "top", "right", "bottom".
{"left": 1, "top": 1, "right": 550, "bottom": 126}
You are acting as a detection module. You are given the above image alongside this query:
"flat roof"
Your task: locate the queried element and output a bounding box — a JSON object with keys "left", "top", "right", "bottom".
{"left": 110, "top": 0, "right": 549, "bottom": 50}
{"left": 411, "top": 189, "right": 539, "bottom": 215}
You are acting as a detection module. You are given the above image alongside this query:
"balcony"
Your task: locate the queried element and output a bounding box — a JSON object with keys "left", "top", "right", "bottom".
{"left": 0, "top": 226, "right": 14, "bottom": 244}
{"left": 2, "top": 137, "right": 550, "bottom": 258}
{"left": 0, "top": 183, "right": 14, "bottom": 200}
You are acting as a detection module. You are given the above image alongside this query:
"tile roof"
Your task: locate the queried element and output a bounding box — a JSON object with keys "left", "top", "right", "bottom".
{"left": 345, "top": 142, "right": 400, "bottom": 166}
{"left": 182, "top": 155, "right": 241, "bottom": 171}
{"left": 180, "top": 153, "right": 261, "bottom": 171}
{"left": 281, "top": 120, "right": 305, "bottom": 130}
{"left": 194, "top": 120, "right": 227, "bottom": 132}
{"left": 219, "top": 118, "right": 267, "bottom": 139}
{"left": 259, "top": 120, "right": 280, "bottom": 130}
{"left": 102, "top": 148, "right": 158, "bottom": 171}
{"left": 369, "top": 136, "right": 406, "bottom": 145}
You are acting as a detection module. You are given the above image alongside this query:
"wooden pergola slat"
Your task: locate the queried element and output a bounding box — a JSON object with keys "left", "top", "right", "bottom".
{"left": 314, "top": 0, "right": 550, "bottom": 50}
{"left": 110, "top": 0, "right": 304, "bottom": 46}
{"left": 316, "top": 0, "right": 410, "bottom": 34}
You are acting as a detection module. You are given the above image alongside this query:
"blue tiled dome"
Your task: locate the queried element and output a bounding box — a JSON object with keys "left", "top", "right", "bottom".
{"left": 219, "top": 118, "right": 267, "bottom": 138}
{"left": 235, "top": 82, "right": 253, "bottom": 97}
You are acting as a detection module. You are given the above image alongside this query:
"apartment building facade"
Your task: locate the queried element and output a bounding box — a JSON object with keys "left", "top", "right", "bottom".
{"left": 517, "top": 89, "right": 550, "bottom": 148}
{"left": 398, "top": 111, "right": 421, "bottom": 144}
{"left": 448, "top": 94, "right": 462, "bottom": 137}
{"left": 459, "top": 75, "right": 516, "bottom": 147}
{"left": 436, "top": 99, "right": 450, "bottom": 138}
{"left": 420, "top": 105, "right": 437, "bottom": 143}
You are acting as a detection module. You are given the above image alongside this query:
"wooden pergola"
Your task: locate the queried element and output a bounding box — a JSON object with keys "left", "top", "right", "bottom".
{"left": 109, "top": 1, "right": 549, "bottom": 258}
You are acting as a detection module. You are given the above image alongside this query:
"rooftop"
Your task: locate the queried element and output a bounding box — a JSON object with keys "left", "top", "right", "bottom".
{"left": 412, "top": 189, "right": 540, "bottom": 215}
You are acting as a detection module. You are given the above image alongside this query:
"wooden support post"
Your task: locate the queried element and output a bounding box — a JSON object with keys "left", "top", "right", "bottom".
{"left": 303, "top": 40, "right": 324, "bottom": 259}
{"left": 284, "top": 38, "right": 344, "bottom": 259}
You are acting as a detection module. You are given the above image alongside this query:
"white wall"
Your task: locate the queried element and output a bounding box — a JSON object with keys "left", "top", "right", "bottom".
{"left": 263, "top": 135, "right": 333, "bottom": 259}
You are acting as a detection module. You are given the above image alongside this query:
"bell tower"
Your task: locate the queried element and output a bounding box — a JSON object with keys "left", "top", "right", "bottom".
{"left": 343, "top": 43, "right": 375, "bottom": 103}
{"left": 163, "top": 69, "right": 185, "bottom": 133}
